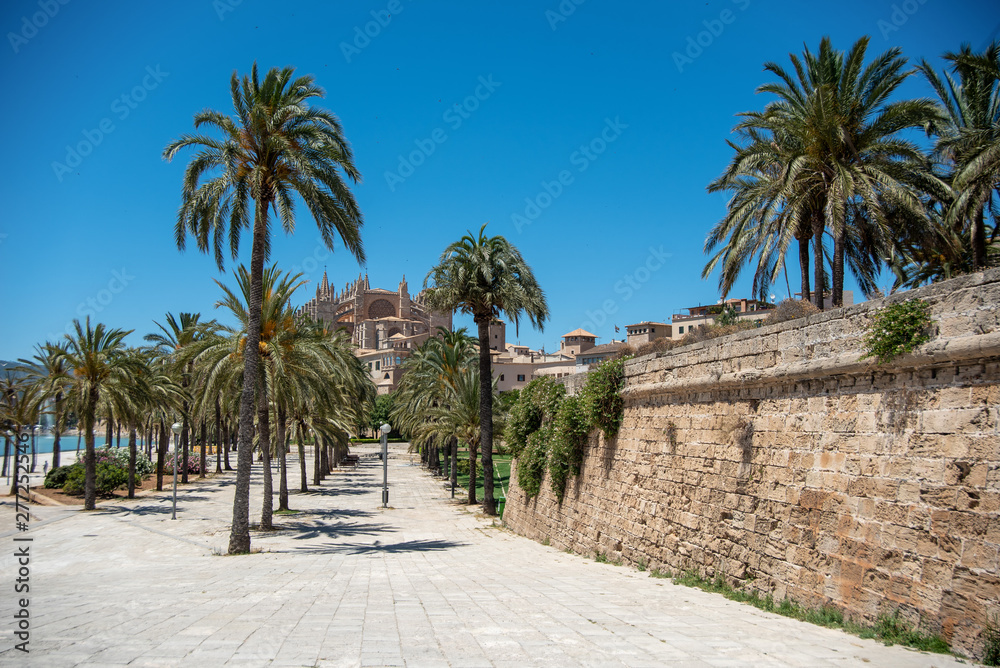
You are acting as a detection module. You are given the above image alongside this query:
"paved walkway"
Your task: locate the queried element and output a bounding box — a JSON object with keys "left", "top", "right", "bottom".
{"left": 0, "top": 444, "right": 976, "bottom": 667}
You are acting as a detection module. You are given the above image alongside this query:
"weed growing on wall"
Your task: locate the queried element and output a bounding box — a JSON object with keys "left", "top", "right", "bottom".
{"left": 506, "top": 358, "right": 628, "bottom": 500}
{"left": 580, "top": 357, "right": 626, "bottom": 438}
{"left": 861, "top": 298, "right": 933, "bottom": 365}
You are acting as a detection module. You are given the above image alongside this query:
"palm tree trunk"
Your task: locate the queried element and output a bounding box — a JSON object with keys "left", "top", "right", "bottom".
{"left": 475, "top": 317, "right": 496, "bottom": 515}
{"left": 30, "top": 429, "right": 36, "bottom": 473}
{"left": 314, "top": 433, "right": 322, "bottom": 485}
{"left": 277, "top": 404, "right": 289, "bottom": 512}
{"left": 298, "top": 420, "right": 308, "bottom": 492}
{"left": 127, "top": 424, "right": 137, "bottom": 499}
{"left": 2, "top": 435, "right": 9, "bottom": 477}
{"left": 84, "top": 389, "right": 99, "bottom": 510}
{"left": 450, "top": 437, "right": 458, "bottom": 490}
{"left": 259, "top": 371, "right": 274, "bottom": 531}
{"left": 105, "top": 420, "right": 113, "bottom": 453}
{"left": 832, "top": 228, "right": 845, "bottom": 308}
{"left": 52, "top": 391, "right": 63, "bottom": 469}
{"left": 215, "top": 399, "right": 222, "bottom": 474}
{"left": 156, "top": 418, "right": 166, "bottom": 491}
{"left": 798, "top": 234, "right": 810, "bottom": 302}
{"left": 973, "top": 205, "right": 986, "bottom": 270}
{"left": 468, "top": 441, "right": 478, "bottom": 505}
{"left": 812, "top": 212, "right": 826, "bottom": 311}
{"left": 228, "top": 203, "right": 268, "bottom": 555}
{"left": 199, "top": 419, "right": 207, "bottom": 478}
{"left": 180, "top": 415, "right": 189, "bottom": 484}
{"left": 224, "top": 419, "right": 233, "bottom": 471}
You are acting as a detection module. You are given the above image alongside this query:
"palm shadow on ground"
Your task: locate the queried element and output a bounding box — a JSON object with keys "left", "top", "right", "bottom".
{"left": 288, "top": 538, "right": 466, "bottom": 555}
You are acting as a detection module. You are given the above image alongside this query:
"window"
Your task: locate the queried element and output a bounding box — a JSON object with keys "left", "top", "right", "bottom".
{"left": 375, "top": 361, "right": 380, "bottom": 370}
{"left": 517, "top": 374, "right": 525, "bottom": 382}
{"left": 678, "top": 326, "right": 684, "bottom": 334}
{"left": 384, "top": 373, "right": 390, "bottom": 379}
{"left": 499, "top": 374, "right": 505, "bottom": 381}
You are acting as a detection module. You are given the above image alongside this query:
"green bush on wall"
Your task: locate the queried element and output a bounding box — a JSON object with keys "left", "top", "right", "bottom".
{"left": 507, "top": 357, "right": 628, "bottom": 500}
{"left": 861, "top": 298, "right": 934, "bottom": 365}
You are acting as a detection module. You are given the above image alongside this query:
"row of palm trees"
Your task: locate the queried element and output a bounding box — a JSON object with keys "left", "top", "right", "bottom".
{"left": 3, "top": 264, "right": 372, "bottom": 530}
{"left": 703, "top": 38, "right": 1000, "bottom": 307}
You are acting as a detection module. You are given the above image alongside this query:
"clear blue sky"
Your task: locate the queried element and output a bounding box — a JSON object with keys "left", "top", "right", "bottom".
{"left": 1, "top": 0, "right": 996, "bottom": 360}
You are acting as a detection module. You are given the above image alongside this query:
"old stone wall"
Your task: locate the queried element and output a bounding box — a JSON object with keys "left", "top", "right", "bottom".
{"left": 503, "top": 268, "right": 1000, "bottom": 658}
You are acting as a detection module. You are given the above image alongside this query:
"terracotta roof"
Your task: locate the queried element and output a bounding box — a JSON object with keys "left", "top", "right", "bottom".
{"left": 562, "top": 328, "right": 598, "bottom": 338}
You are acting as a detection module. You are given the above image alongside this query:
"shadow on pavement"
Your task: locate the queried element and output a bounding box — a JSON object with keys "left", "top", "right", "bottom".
{"left": 289, "top": 538, "right": 466, "bottom": 555}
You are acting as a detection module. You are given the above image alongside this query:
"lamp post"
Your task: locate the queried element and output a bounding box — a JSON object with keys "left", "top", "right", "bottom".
{"left": 380, "top": 423, "right": 391, "bottom": 508}
{"left": 171, "top": 422, "right": 182, "bottom": 520}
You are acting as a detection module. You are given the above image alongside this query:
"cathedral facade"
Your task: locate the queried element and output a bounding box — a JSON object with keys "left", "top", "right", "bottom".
{"left": 300, "top": 271, "right": 453, "bottom": 393}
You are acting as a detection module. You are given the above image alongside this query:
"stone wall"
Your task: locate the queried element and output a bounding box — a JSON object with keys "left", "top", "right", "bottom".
{"left": 503, "top": 268, "right": 1000, "bottom": 658}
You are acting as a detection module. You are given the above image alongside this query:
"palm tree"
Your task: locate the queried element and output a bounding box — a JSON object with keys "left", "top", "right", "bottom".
{"left": 710, "top": 36, "right": 945, "bottom": 309}
{"left": 17, "top": 342, "right": 71, "bottom": 469}
{"left": 424, "top": 226, "right": 548, "bottom": 515}
{"left": 920, "top": 42, "right": 1000, "bottom": 270}
{"left": 55, "top": 318, "right": 142, "bottom": 510}
{"left": 163, "top": 63, "right": 366, "bottom": 554}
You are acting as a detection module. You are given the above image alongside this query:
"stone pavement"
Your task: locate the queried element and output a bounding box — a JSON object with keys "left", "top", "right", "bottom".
{"left": 0, "top": 444, "right": 978, "bottom": 667}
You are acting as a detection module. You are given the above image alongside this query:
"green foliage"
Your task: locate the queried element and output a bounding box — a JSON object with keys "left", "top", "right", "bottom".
{"left": 548, "top": 395, "right": 590, "bottom": 501}
{"left": 580, "top": 357, "right": 626, "bottom": 439}
{"left": 861, "top": 298, "right": 933, "bottom": 365}
{"left": 504, "top": 377, "right": 564, "bottom": 458}
{"left": 62, "top": 462, "right": 128, "bottom": 497}
{"left": 516, "top": 427, "right": 550, "bottom": 498}
{"left": 872, "top": 610, "right": 950, "bottom": 653}
{"left": 368, "top": 393, "right": 395, "bottom": 435}
{"left": 716, "top": 304, "right": 741, "bottom": 327}
{"left": 983, "top": 612, "right": 1000, "bottom": 666}
{"left": 671, "top": 569, "right": 951, "bottom": 655}
{"left": 44, "top": 464, "right": 78, "bottom": 489}
{"left": 104, "top": 446, "right": 154, "bottom": 477}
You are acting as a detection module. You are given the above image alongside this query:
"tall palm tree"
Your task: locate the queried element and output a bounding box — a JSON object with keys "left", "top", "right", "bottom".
{"left": 17, "top": 342, "right": 71, "bottom": 469}
{"left": 424, "top": 225, "right": 548, "bottom": 515}
{"left": 710, "top": 36, "right": 945, "bottom": 309}
{"left": 56, "top": 318, "right": 142, "bottom": 510}
{"left": 163, "top": 63, "right": 366, "bottom": 554}
{"left": 920, "top": 42, "right": 1000, "bottom": 270}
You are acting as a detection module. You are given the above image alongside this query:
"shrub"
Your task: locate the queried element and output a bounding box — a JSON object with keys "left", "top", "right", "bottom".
{"left": 91, "top": 446, "right": 155, "bottom": 477}
{"left": 44, "top": 464, "right": 80, "bottom": 489}
{"left": 765, "top": 299, "right": 821, "bottom": 325}
{"left": 861, "top": 298, "right": 934, "bottom": 365}
{"left": 517, "top": 427, "right": 550, "bottom": 498}
{"left": 62, "top": 462, "right": 128, "bottom": 496}
{"left": 504, "top": 377, "right": 564, "bottom": 458}
{"left": 163, "top": 453, "right": 202, "bottom": 475}
{"left": 580, "top": 358, "right": 626, "bottom": 439}
{"left": 548, "top": 395, "right": 591, "bottom": 501}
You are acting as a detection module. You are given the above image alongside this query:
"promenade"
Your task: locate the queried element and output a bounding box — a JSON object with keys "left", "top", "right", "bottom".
{"left": 0, "top": 444, "right": 974, "bottom": 667}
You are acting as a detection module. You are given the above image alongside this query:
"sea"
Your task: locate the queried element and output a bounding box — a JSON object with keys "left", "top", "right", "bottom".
{"left": 2, "top": 434, "right": 151, "bottom": 456}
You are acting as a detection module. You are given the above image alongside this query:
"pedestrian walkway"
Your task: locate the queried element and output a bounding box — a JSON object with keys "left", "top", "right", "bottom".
{"left": 0, "top": 444, "right": 975, "bottom": 667}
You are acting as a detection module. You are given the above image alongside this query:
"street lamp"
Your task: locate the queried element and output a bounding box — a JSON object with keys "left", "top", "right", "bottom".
{"left": 380, "top": 423, "right": 391, "bottom": 508}
{"left": 171, "top": 422, "right": 182, "bottom": 520}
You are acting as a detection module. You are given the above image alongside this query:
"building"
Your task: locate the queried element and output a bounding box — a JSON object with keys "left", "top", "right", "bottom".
{"left": 626, "top": 321, "right": 671, "bottom": 347}
{"left": 670, "top": 297, "right": 776, "bottom": 339}
{"left": 575, "top": 341, "right": 626, "bottom": 369}
{"left": 299, "top": 271, "right": 453, "bottom": 394}
{"left": 559, "top": 328, "right": 598, "bottom": 356}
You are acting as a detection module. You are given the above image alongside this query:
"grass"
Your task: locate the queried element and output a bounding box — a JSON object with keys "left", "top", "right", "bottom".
{"left": 274, "top": 509, "right": 300, "bottom": 515}
{"left": 453, "top": 452, "right": 511, "bottom": 517}
{"left": 670, "top": 570, "right": 951, "bottom": 654}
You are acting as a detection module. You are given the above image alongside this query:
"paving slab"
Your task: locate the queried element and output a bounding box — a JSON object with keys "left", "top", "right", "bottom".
{"left": 0, "top": 443, "right": 981, "bottom": 666}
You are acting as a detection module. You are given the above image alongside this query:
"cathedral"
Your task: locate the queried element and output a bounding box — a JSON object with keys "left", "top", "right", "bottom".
{"left": 299, "top": 271, "right": 453, "bottom": 393}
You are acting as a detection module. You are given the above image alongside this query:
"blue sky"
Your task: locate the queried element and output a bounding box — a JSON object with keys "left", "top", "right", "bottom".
{"left": 1, "top": 0, "right": 996, "bottom": 360}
